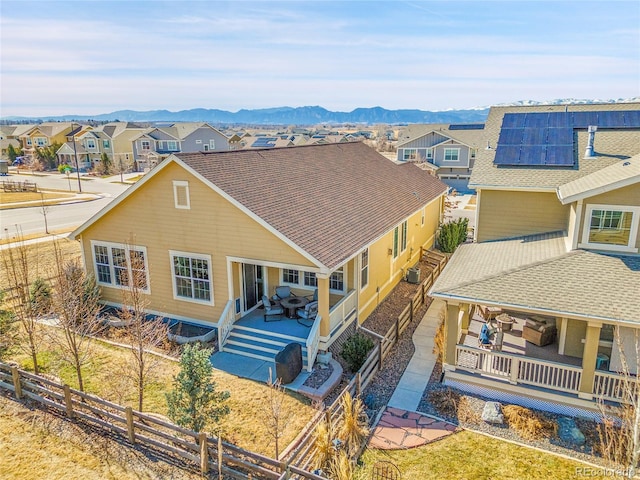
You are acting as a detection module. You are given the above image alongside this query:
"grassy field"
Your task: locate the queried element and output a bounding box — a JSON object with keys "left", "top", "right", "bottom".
{"left": 0, "top": 190, "right": 78, "bottom": 210}
{"left": 8, "top": 324, "right": 315, "bottom": 456}
{"left": 0, "top": 237, "right": 80, "bottom": 283}
{"left": 0, "top": 394, "right": 203, "bottom": 480}
{"left": 358, "top": 430, "right": 594, "bottom": 479}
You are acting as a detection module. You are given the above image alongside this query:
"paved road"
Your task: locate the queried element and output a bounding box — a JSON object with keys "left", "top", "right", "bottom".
{"left": 1, "top": 170, "right": 133, "bottom": 238}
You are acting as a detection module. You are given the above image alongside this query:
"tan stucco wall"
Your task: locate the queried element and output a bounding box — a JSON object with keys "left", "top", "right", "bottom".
{"left": 80, "top": 160, "right": 315, "bottom": 324}
{"left": 358, "top": 196, "right": 442, "bottom": 322}
{"left": 577, "top": 183, "right": 640, "bottom": 250}
{"left": 477, "top": 190, "right": 570, "bottom": 242}
{"left": 563, "top": 319, "right": 587, "bottom": 358}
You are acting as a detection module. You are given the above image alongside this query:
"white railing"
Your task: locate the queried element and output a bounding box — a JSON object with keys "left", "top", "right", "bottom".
{"left": 455, "top": 345, "right": 513, "bottom": 379}
{"left": 455, "top": 345, "right": 582, "bottom": 395}
{"left": 328, "top": 289, "right": 357, "bottom": 334}
{"left": 217, "top": 300, "right": 235, "bottom": 352}
{"left": 593, "top": 371, "right": 630, "bottom": 403}
{"left": 516, "top": 357, "right": 582, "bottom": 394}
{"left": 305, "top": 314, "right": 322, "bottom": 373}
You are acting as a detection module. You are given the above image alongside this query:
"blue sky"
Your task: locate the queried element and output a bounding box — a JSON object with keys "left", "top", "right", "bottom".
{"left": 1, "top": 0, "right": 638, "bottom": 117}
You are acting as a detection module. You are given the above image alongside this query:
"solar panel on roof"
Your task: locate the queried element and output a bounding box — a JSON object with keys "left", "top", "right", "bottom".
{"left": 597, "top": 111, "right": 626, "bottom": 128}
{"left": 448, "top": 124, "right": 485, "bottom": 130}
{"left": 497, "top": 128, "right": 524, "bottom": 145}
{"left": 545, "top": 145, "right": 574, "bottom": 166}
{"left": 519, "top": 145, "right": 546, "bottom": 165}
{"left": 501, "top": 113, "right": 526, "bottom": 128}
{"left": 493, "top": 146, "right": 522, "bottom": 165}
{"left": 522, "top": 128, "right": 547, "bottom": 145}
{"left": 571, "top": 112, "right": 599, "bottom": 128}
{"left": 547, "top": 112, "right": 571, "bottom": 128}
{"left": 624, "top": 110, "right": 640, "bottom": 126}
{"left": 547, "top": 127, "right": 573, "bottom": 145}
{"left": 523, "top": 113, "right": 549, "bottom": 128}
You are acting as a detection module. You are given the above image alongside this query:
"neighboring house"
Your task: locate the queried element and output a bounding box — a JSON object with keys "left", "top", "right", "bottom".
{"left": 396, "top": 123, "right": 485, "bottom": 193}
{"left": 19, "top": 122, "right": 81, "bottom": 161}
{"left": 0, "top": 126, "right": 21, "bottom": 161}
{"left": 430, "top": 102, "right": 640, "bottom": 414}
{"left": 132, "top": 123, "right": 230, "bottom": 171}
{"left": 72, "top": 142, "right": 447, "bottom": 370}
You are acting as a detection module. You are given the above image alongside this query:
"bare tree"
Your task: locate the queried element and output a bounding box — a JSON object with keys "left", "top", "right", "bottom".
{"left": 49, "top": 243, "right": 102, "bottom": 392}
{"left": 119, "top": 244, "right": 168, "bottom": 411}
{"left": 0, "top": 228, "right": 42, "bottom": 373}
{"left": 259, "top": 368, "right": 293, "bottom": 459}
{"left": 597, "top": 328, "right": 640, "bottom": 478}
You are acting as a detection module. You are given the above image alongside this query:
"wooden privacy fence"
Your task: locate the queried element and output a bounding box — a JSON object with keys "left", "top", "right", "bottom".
{"left": 0, "top": 362, "right": 326, "bottom": 480}
{"left": 281, "top": 249, "right": 448, "bottom": 470}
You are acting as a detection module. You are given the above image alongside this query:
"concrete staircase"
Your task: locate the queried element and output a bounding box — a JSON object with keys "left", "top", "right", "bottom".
{"left": 223, "top": 324, "right": 310, "bottom": 369}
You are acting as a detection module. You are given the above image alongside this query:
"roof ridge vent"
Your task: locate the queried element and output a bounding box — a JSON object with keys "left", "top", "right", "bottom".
{"left": 584, "top": 125, "right": 597, "bottom": 159}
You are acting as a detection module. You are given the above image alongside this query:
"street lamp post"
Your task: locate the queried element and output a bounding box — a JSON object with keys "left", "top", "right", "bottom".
{"left": 71, "top": 123, "right": 82, "bottom": 192}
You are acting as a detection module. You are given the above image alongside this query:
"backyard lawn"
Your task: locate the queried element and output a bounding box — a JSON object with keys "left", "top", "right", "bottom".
{"left": 7, "top": 328, "right": 315, "bottom": 456}
{"left": 359, "top": 430, "right": 593, "bottom": 479}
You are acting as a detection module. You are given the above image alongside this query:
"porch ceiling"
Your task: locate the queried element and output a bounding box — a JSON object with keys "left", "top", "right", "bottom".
{"left": 431, "top": 232, "right": 640, "bottom": 324}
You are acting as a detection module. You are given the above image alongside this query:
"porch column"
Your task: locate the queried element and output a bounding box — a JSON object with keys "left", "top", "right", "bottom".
{"left": 316, "top": 274, "right": 330, "bottom": 338}
{"left": 578, "top": 321, "right": 602, "bottom": 400}
{"left": 443, "top": 302, "right": 461, "bottom": 369}
{"left": 460, "top": 303, "right": 471, "bottom": 334}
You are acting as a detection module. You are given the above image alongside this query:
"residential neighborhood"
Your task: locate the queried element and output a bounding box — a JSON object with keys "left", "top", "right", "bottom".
{"left": 1, "top": 0, "right": 639, "bottom": 478}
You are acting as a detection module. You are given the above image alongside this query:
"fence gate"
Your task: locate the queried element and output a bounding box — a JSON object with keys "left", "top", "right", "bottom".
{"left": 371, "top": 460, "right": 401, "bottom": 480}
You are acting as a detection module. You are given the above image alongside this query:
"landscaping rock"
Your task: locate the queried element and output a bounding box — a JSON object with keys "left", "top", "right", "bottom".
{"left": 364, "top": 393, "right": 377, "bottom": 409}
{"left": 557, "top": 417, "right": 585, "bottom": 446}
{"left": 275, "top": 343, "right": 302, "bottom": 384}
{"left": 481, "top": 401, "right": 504, "bottom": 425}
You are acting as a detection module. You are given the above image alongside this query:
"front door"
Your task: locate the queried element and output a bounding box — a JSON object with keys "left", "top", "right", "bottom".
{"left": 242, "top": 264, "right": 264, "bottom": 312}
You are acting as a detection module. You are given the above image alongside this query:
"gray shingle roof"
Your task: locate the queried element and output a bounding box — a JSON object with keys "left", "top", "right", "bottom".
{"left": 175, "top": 142, "right": 448, "bottom": 270}
{"left": 470, "top": 102, "right": 640, "bottom": 190}
{"left": 557, "top": 153, "right": 640, "bottom": 204}
{"left": 431, "top": 232, "right": 640, "bottom": 324}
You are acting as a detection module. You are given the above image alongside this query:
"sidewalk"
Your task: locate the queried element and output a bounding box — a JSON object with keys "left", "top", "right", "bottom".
{"left": 387, "top": 298, "right": 445, "bottom": 411}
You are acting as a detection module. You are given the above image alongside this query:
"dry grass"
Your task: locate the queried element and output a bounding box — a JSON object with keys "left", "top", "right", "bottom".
{"left": 359, "top": 430, "right": 589, "bottom": 480}
{"left": 0, "top": 191, "right": 74, "bottom": 204}
{"left": 502, "top": 405, "right": 557, "bottom": 441}
{"left": 427, "top": 388, "right": 480, "bottom": 424}
{"left": 0, "top": 394, "right": 203, "bottom": 480}
{"left": 0, "top": 237, "right": 80, "bottom": 284}
{"left": 8, "top": 325, "right": 314, "bottom": 455}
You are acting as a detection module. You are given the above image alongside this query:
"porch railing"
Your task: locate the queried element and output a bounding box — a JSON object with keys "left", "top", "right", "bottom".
{"left": 328, "top": 289, "right": 357, "bottom": 334}
{"left": 455, "top": 345, "right": 582, "bottom": 395}
{"left": 306, "top": 315, "right": 322, "bottom": 372}
{"left": 593, "top": 371, "right": 629, "bottom": 403}
{"left": 217, "top": 300, "right": 235, "bottom": 352}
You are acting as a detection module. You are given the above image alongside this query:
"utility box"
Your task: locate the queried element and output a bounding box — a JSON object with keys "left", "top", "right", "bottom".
{"left": 0, "top": 161, "right": 8, "bottom": 176}
{"left": 407, "top": 267, "right": 421, "bottom": 284}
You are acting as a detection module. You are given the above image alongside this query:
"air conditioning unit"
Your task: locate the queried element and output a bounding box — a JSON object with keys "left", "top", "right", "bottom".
{"left": 407, "top": 267, "right": 421, "bottom": 284}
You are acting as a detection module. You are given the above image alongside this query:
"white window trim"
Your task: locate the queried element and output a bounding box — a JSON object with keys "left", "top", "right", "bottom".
{"left": 578, "top": 204, "right": 640, "bottom": 253}
{"left": 401, "top": 220, "right": 408, "bottom": 253}
{"left": 167, "top": 140, "right": 178, "bottom": 151}
{"left": 90, "top": 240, "right": 150, "bottom": 293}
{"left": 421, "top": 207, "right": 426, "bottom": 227}
{"left": 169, "top": 250, "right": 214, "bottom": 305}
{"left": 173, "top": 180, "right": 190, "bottom": 210}
{"left": 402, "top": 148, "right": 417, "bottom": 161}
{"left": 360, "top": 248, "right": 369, "bottom": 290}
{"left": 209, "top": 139, "right": 216, "bottom": 150}
{"left": 279, "top": 266, "right": 347, "bottom": 294}
{"left": 443, "top": 147, "right": 461, "bottom": 162}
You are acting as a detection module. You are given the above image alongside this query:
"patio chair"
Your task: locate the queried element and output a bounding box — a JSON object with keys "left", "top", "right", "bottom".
{"left": 296, "top": 301, "right": 318, "bottom": 327}
{"left": 305, "top": 288, "right": 318, "bottom": 302}
{"left": 272, "top": 285, "right": 295, "bottom": 302}
{"left": 262, "top": 295, "right": 284, "bottom": 322}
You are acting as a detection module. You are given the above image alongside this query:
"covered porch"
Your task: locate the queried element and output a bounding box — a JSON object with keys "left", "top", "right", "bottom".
{"left": 442, "top": 301, "right": 629, "bottom": 405}
{"left": 216, "top": 257, "right": 358, "bottom": 372}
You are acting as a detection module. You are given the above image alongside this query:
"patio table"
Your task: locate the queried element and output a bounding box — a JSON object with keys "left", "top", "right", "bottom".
{"left": 280, "top": 297, "right": 308, "bottom": 319}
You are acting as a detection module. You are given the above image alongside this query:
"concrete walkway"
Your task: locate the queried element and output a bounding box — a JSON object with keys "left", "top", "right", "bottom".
{"left": 387, "top": 299, "right": 445, "bottom": 411}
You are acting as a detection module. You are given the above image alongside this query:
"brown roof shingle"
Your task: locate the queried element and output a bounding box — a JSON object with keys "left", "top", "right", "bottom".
{"left": 175, "top": 142, "right": 447, "bottom": 269}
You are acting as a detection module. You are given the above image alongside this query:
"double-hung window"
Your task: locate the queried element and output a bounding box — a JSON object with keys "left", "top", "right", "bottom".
{"left": 360, "top": 249, "right": 369, "bottom": 289}
{"left": 403, "top": 149, "right": 417, "bottom": 161}
{"left": 92, "top": 241, "right": 149, "bottom": 291}
{"left": 401, "top": 220, "right": 408, "bottom": 252}
{"left": 444, "top": 148, "right": 460, "bottom": 162}
{"left": 170, "top": 251, "right": 213, "bottom": 304}
{"left": 141, "top": 140, "right": 151, "bottom": 151}
{"left": 103, "top": 140, "right": 110, "bottom": 149}
{"left": 303, "top": 271, "right": 317, "bottom": 287}
{"left": 86, "top": 139, "right": 96, "bottom": 149}
{"left": 167, "top": 140, "right": 178, "bottom": 151}
{"left": 330, "top": 268, "right": 344, "bottom": 292}
{"left": 282, "top": 269, "right": 299, "bottom": 284}
{"left": 35, "top": 137, "right": 47, "bottom": 147}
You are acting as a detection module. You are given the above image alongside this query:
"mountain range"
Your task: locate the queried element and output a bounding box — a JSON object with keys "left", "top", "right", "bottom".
{"left": 3, "top": 98, "right": 637, "bottom": 125}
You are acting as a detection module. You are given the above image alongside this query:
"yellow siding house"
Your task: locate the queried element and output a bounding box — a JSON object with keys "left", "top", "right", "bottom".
{"left": 73, "top": 142, "right": 447, "bottom": 370}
